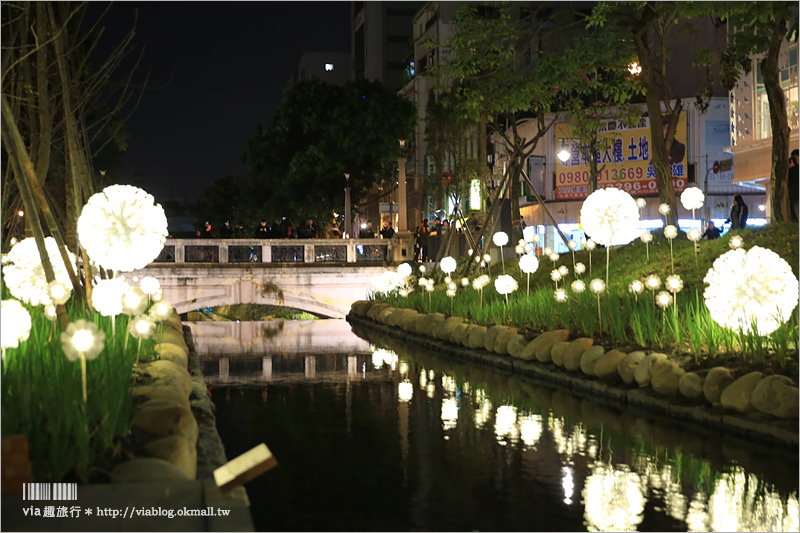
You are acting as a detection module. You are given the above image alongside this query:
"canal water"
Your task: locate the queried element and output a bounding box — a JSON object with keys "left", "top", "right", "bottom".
{"left": 191, "top": 320, "right": 799, "bottom": 532}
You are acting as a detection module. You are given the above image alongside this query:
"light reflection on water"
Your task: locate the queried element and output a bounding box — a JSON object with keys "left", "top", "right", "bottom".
{"left": 198, "top": 320, "right": 798, "bottom": 532}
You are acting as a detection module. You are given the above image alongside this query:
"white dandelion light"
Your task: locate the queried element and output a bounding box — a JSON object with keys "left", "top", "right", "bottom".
{"left": 140, "top": 276, "right": 161, "bottom": 295}
{"left": 645, "top": 275, "right": 661, "bottom": 291}
{"left": 122, "top": 287, "right": 148, "bottom": 316}
{"left": 636, "top": 198, "right": 647, "bottom": 208}
{"left": 128, "top": 314, "right": 156, "bottom": 339}
{"left": 61, "top": 320, "right": 106, "bottom": 362}
{"left": 1, "top": 299, "right": 32, "bottom": 351}
{"left": 729, "top": 235, "right": 744, "bottom": 250}
{"left": 590, "top": 279, "right": 606, "bottom": 294}
{"left": 568, "top": 240, "right": 578, "bottom": 250}
{"left": 554, "top": 288, "right": 568, "bottom": 302}
{"left": 585, "top": 240, "right": 596, "bottom": 250}
{"left": 440, "top": 256, "right": 457, "bottom": 274}
{"left": 523, "top": 226, "right": 536, "bottom": 242}
{"left": 629, "top": 280, "right": 644, "bottom": 295}
{"left": 640, "top": 232, "right": 653, "bottom": 244}
{"left": 580, "top": 188, "right": 640, "bottom": 246}
{"left": 558, "top": 265, "right": 569, "bottom": 276}
{"left": 93, "top": 277, "right": 130, "bottom": 317}
{"left": 666, "top": 274, "right": 684, "bottom": 293}
{"left": 492, "top": 232, "right": 509, "bottom": 247}
{"left": 574, "top": 262, "right": 586, "bottom": 275}
{"left": 3, "top": 237, "right": 77, "bottom": 305}
{"left": 656, "top": 291, "right": 673, "bottom": 308}
{"left": 680, "top": 187, "right": 705, "bottom": 211}
{"left": 149, "top": 300, "right": 174, "bottom": 322}
{"left": 551, "top": 269, "right": 562, "bottom": 281}
{"left": 461, "top": 277, "right": 470, "bottom": 287}
{"left": 658, "top": 203, "right": 671, "bottom": 216}
{"left": 544, "top": 247, "right": 552, "bottom": 256}
{"left": 704, "top": 246, "right": 799, "bottom": 335}
{"left": 571, "top": 280, "right": 586, "bottom": 293}
{"left": 78, "top": 185, "right": 169, "bottom": 272}
{"left": 397, "top": 262, "right": 413, "bottom": 278}
{"left": 664, "top": 225, "right": 678, "bottom": 239}
{"left": 687, "top": 228, "right": 702, "bottom": 242}
{"left": 419, "top": 265, "right": 426, "bottom": 273}
{"left": 494, "top": 275, "right": 518, "bottom": 295}
{"left": 47, "top": 280, "right": 72, "bottom": 305}
{"left": 44, "top": 304, "right": 57, "bottom": 322}
{"left": 549, "top": 252, "right": 560, "bottom": 262}
{"left": 444, "top": 276, "right": 452, "bottom": 284}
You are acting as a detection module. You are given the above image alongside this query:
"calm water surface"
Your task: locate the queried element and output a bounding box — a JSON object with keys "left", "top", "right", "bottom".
{"left": 192, "top": 320, "right": 799, "bottom": 532}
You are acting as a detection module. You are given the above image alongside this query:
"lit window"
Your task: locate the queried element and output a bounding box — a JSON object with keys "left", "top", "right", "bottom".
{"left": 325, "top": 63, "right": 334, "bottom": 71}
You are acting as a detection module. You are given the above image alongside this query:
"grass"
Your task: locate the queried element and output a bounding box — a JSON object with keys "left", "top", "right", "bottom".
{"left": 375, "top": 222, "right": 799, "bottom": 371}
{"left": 1, "top": 283, "right": 157, "bottom": 483}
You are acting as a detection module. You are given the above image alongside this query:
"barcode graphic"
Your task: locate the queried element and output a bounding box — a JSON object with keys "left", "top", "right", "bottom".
{"left": 23, "top": 483, "right": 77, "bottom": 500}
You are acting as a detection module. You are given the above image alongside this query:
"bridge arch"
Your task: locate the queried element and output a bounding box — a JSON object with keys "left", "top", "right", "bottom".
{"left": 129, "top": 264, "right": 387, "bottom": 320}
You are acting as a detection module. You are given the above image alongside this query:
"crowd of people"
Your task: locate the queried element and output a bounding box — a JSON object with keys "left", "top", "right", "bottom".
{"left": 196, "top": 218, "right": 324, "bottom": 239}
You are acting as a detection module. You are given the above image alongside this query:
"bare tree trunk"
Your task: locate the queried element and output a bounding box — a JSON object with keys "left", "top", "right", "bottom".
{"left": 762, "top": 21, "right": 791, "bottom": 223}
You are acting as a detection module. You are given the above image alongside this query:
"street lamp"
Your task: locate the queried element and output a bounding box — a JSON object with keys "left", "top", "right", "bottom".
{"left": 344, "top": 173, "right": 350, "bottom": 239}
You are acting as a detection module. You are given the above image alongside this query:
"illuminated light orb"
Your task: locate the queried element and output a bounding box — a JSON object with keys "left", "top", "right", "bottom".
{"left": 665, "top": 274, "right": 684, "bottom": 293}
{"left": 446, "top": 289, "right": 456, "bottom": 297}
{"left": 77, "top": 184, "right": 168, "bottom": 272}
{"left": 447, "top": 282, "right": 456, "bottom": 290}
{"left": 492, "top": 232, "right": 509, "bottom": 247}
{"left": 729, "top": 235, "right": 744, "bottom": 250}
{"left": 483, "top": 254, "right": 491, "bottom": 263}
{"left": 444, "top": 276, "right": 452, "bottom": 284}
{"left": 149, "top": 300, "right": 174, "bottom": 322}
{"left": 589, "top": 278, "right": 606, "bottom": 294}
{"left": 418, "top": 277, "right": 429, "bottom": 287}
{"left": 399, "top": 289, "right": 408, "bottom": 297}
{"left": 703, "top": 246, "right": 799, "bottom": 335}
{"left": 60, "top": 319, "right": 106, "bottom": 361}
{"left": 549, "top": 252, "right": 560, "bottom": 262}
{"left": 658, "top": 203, "right": 671, "bottom": 215}
{"left": 467, "top": 249, "right": 473, "bottom": 256}
{"left": 532, "top": 234, "right": 541, "bottom": 243}
{"left": 515, "top": 244, "right": 525, "bottom": 255}
{"left": 664, "top": 225, "right": 678, "bottom": 239}
{"left": 370, "top": 270, "right": 405, "bottom": 294}
{"left": 4, "top": 237, "right": 77, "bottom": 305}
{"left": 140, "top": 276, "right": 161, "bottom": 295}
{"left": 47, "top": 280, "right": 72, "bottom": 305}
{"left": 397, "top": 263, "right": 413, "bottom": 278}
{"left": 568, "top": 240, "right": 578, "bottom": 250}
{"left": 656, "top": 291, "right": 673, "bottom": 308}
{"left": 93, "top": 277, "right": 130, "bottom": 317}
{"left": 419, "top": 265, "right": 426, "bottom": 273}
{"left": 554, "top": 288, "right": 568, "bottom": 302}
{"left": 687, "top": 228, "right": 702, "bottom": 242}
{"left": 122, "top": 287, "right": 148, "bottom": 316}
{"left": 461, "top": 278, "right": 470, "bottom": 287}
{"left": 558, "top": 265, "right": 569, "bottom": 276}
{"left": 645, "top": 275, "right": 661, "bottom": 291}
{"left": 544, "top": 247, "right": 552, "bottom": 255}
{"left": 440, "top": 256, "right": 457, "bottom": 274}
{"left": 629, "top": 280, "right": 644, "bottom": 295}
{"left": 494, "top": 274, "right": 518, "bottom": 295}
{"left": 473, "top": 275, "right": 490, "bottom": 290}
{"left": 128, "top": 314, "right": 156, "bottom": 339}
{"left": 522, "top": 226, "right": 536, "bottom": 242}
{"left": 680, "top": 187, "right": 705, "bottom": 210}
{"left": 585, "top": 239, "right": 596, "bottom": 250}
{"left": 1, "top": 299, "right": 32, "bottom": 350}
{"left": 551, "top": 269, "right": 562, "bottom": 281}
{"left": 636, "top": 198, "right": 646, "bottom": 208}
{"left": 580, "top": 188, "right": 640, "bottom": 246}
{"left": 571, "top": 279, "right": 586, "bottom": 293}
{"left": 574, "top": 262, "right": 586, "bottom": 275}
{"left": 425, "top": 283, "right": 435, "bottom": 293}
{"left": 640, "top": 232, "right": 653, "bottom": 244}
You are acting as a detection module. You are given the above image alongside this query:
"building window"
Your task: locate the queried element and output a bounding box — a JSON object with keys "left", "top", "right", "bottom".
{"left": 325, "top": 63, "right": 334, "bottom": 72}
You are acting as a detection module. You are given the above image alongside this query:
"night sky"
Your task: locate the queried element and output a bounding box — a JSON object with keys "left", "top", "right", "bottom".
{"left": 92, "top": 2, "right": 351, "bottom": 203}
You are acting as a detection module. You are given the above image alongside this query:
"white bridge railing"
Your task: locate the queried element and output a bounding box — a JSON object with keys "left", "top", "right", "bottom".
{"left": 153, "top": 238, "right": 392, "bottom": 264}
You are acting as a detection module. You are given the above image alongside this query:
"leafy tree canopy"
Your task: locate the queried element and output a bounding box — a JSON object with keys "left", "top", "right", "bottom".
{"left": 239, "top": 78, "right": 417, "bottom": 226}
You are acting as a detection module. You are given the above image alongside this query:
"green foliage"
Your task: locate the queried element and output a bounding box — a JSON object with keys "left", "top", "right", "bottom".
{"left": 1, "top": 285, "right": 156, "bottom": 482}
{"left": 239, "top": 78, "right": 416, "bottom": 225}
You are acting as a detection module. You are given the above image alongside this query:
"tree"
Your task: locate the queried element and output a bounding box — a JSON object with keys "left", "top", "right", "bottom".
{"left": 588, "top": 2, "right": 703, "bottom": 227}
{"left": 692, "top": 2, "right": 798, "bottom": 223}
{"left": 240, "top": 78, "right": 416, "bottom": 227}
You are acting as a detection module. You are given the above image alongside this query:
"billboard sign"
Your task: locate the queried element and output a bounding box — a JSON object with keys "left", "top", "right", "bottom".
{"left": 555, "top": 113, "right": 688, "bottom": 200}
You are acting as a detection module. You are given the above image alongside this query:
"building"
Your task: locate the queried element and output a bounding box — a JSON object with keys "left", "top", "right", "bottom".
{"left": 727, "top": 38, "right": 798, "bottom": 221}
{"left": 292, "top": 51, "right": 351, "bottom": 86}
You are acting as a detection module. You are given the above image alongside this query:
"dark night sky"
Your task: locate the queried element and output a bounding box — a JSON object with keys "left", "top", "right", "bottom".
{"left": 93, "top": 2, "right": 351, "bottom": 203}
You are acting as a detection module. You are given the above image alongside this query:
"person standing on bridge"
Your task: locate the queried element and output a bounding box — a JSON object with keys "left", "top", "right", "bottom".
{"left": 254, "top": 219, "right": 270, "bottom": 238}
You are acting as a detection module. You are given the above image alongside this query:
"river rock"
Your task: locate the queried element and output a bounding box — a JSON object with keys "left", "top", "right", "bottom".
{"left": 410, "top": 315, "right": 428, "bottom": 334}
{"left": 436, "top": 316, "right": 464, "bottom": 341}
{"left": 484, "top": 326, "right": 509, "bottom": 352}
{"left": 494, "top": 328, "right": 520, "bottom": 355}
{"left": 450, "top": 323, "right": 470, "bottom": 345}
{"left": 143, "top": 436, "right": 197, "bottom": 479}
{"left": 466, "top": 326, "right": 488, "bottom": 349}
{"left": 397, "top": 310, "right": 421, "bottom": 330}
{"left": 678, "top": 372, "right": 704, "bottom": 399}
{"left": 376, "top": 306, "right": 396, "bottom": 324}
{"left": 550, "top": 342, "right": 571, "bottom": 367}
{"left": 156, "top": 328, "right": 186, "bottom": 349}
{"left": 634, "top": 353, "right": 667, "bottom": 387}
{"left": 593, "top": 349, "right": 626, "bottom": 380}
{"left": 703, "top": 367, "right": 735, "bottom": 405}
{"left": 388, "top": 308, "right": 415, "bottom": 327}
{"left": 524, "top": 330, "right": 569, "bottom": 363}
{"left": 155, "top": 343, "right": 188, "bottom": 367}
{"left": 562, "top": 338, "right": 594, "bottom": 371}
{"left": 138, "top": 360, "right": 194, "bottom": 397}
{"left": 506, "top": 335, "right": 529, "bottom": 358}
{"left": 421, "top": 314, "right": 446, "bottom": 337}
{"left": 133, "top": 385, "right": 191, "bottom": 408}
{"left": 720, "top": 372, "right": 763, "bottom": 413}
{"left": 111, "top": 458, "right": 190, "bottom": 483}
{"left": 750, "top": 375, "right": 799, "bottom": 419}
{"left": 651, "top": 361, "right": 685, "bottom": 396}
{"left": 579, "top": 346, "right": 606, "bottom": 375}
{"left": 367, "top": 303, "right": 390, "bottom": 321}
{"left": 133, "top": 404, "right": 198, "bottom": 444}
{"left": 617, "top": 351, "right": 646, "bottom": 384}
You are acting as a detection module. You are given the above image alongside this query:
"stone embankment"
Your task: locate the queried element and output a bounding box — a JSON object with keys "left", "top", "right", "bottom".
{"left": 349, "top": 300, "right": 798, "bottom": 446}
{"left": 110, "top": 311, "right": 229, "bottom": 482}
